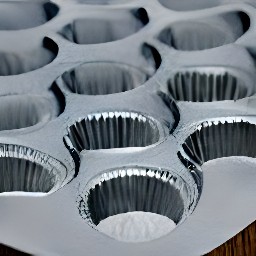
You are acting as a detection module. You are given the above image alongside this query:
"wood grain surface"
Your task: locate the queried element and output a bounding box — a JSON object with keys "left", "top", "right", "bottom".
{"left": 0, "top": 221, "right": 256, "bottom": 255}
{"left": 206, "top": 221, "right": 256, "bottom": 256}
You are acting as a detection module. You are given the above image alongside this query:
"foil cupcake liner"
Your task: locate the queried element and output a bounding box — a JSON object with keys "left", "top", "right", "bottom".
{"left": 77, "top": 167, "right": 197, "bottom": 229}
{"left": 0, "top": 143, "right": 67, "bottom": 194}
{"left": 66, "top": 112, "right": 162, "bottom": 151}
{"left": 168, "top": 69, "right": 252, "bottom": 102}
{"left": 182, "top": 118, "right": 256, "bottom": 165}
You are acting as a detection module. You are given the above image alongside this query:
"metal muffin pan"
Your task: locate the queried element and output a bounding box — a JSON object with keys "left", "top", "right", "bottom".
{"left": 1, "top": 0, "right": 256, "bottom": 255}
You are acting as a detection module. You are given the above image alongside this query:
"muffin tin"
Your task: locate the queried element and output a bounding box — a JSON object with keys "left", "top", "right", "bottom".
{"left": 1, "top": 0, "right": 256, "bottom": 255}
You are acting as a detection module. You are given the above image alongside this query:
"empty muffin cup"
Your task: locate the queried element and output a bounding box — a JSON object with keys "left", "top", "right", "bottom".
{"left": 60, "top": 8, "right": 149, "bottom": 44}
{"left": 182, "top": 118, "right": 256, "bottom": 166}
{"left": 0, "top": 144, "right": 67, "bottom": 195}
{"left": 0, "top": 1, "right": 59, "bottom": 30}
{"left": 0, "top": 37, "right": 58, "bottom": 76}
{"left": 66, "top": 112, "right": 164, "bottom": 152}
{"left": 159, "top": 12, "right": 250, "bottom": 51}
{"left": 61, "top": 62, "right": 149, "bottom": 95}
{"left": 0, "top": 94, "right": 59, "bottom": 131}
{"left": 168, "top": 68, "right": 254, "bottom": 102}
